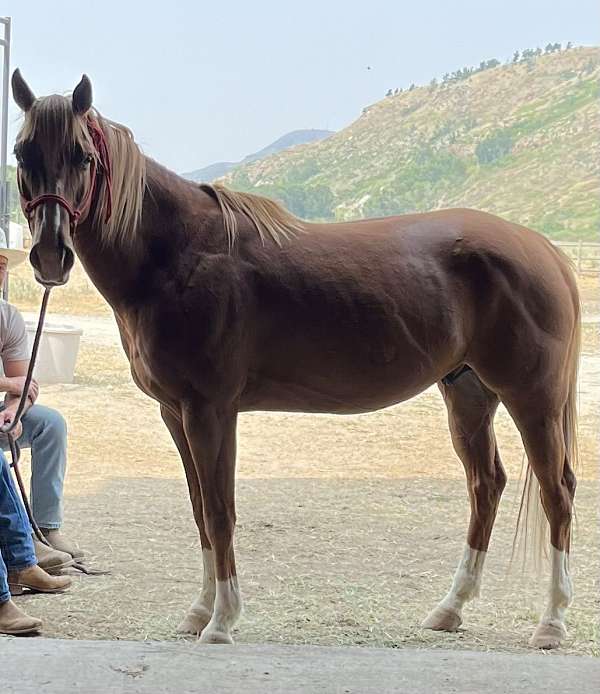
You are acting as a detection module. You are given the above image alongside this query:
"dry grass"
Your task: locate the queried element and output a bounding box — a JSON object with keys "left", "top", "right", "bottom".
{"left": 3, "top": 267, "right": 598, "bottom": 656}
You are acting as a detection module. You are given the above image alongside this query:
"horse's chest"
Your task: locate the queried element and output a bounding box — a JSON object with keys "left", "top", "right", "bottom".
{"left": 117, "top": 318, "right": 173, "bottom": 404}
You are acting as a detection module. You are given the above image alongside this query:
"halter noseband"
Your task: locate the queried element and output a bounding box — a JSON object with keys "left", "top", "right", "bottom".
{"left": 19, "top": 116, "right": 113, "bottom": 231}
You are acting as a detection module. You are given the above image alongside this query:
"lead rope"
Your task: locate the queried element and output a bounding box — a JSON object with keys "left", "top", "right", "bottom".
{"left": 0, "top": 288, "right": 107, "bottom": 575}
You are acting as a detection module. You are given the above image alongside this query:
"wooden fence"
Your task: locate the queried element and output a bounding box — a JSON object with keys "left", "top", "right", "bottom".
{"left": 553, "top": 241, "right": 600, "bottom": 276}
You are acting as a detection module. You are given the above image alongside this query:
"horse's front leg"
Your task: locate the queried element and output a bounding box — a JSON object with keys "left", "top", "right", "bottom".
{"left": 160, "top": 405, "right": 215, "bottom": 635}
{"left": 181, "top": 401, "right": 241, "bottom": 645}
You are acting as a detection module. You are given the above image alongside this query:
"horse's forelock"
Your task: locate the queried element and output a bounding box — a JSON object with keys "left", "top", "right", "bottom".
{"left": 18, "top": 94, "right": 92, "bottom": 153}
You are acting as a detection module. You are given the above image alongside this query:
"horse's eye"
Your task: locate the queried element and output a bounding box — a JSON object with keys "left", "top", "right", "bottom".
{"left": 72, "top": 146, "right": 93, "bottom": 168}
{"left": 14, "top": 142, "right": 42, "bottom": 171}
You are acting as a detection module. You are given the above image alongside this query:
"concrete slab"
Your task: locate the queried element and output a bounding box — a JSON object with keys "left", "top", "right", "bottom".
{"left": 0, "top": 639, "right": 598, "bottom": 694}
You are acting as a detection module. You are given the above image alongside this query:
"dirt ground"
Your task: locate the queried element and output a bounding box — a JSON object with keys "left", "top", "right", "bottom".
{"left": 4, "top": 268, "right": 599, "bottom": 656}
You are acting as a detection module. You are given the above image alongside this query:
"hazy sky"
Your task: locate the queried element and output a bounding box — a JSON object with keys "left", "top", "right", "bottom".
{"left": 4, "top": 1, "right": 599, "bottom": 173}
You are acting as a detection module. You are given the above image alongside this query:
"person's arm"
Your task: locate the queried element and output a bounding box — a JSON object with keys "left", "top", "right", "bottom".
{"left": 2, "top": 359, "right": 38, "bottom": 411}
{"left": 0, "top": 306, "right": 38, "bottom": 418}
{"left": 0, "top": 365, "right": 39, "bottom": 404}
{"left": 0, "top": 361, "right": 35, "bottom": 439}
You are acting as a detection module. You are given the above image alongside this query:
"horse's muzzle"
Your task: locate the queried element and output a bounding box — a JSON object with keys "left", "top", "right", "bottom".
{"left": 28, "top": 206, "right": 76, "bottom": 287}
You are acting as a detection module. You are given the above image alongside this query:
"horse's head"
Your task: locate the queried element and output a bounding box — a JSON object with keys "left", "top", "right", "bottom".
{"left": 12, "top": 70, "right": 98, "bottom": 287}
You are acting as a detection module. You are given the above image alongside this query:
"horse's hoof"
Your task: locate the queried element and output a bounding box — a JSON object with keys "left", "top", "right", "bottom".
{"left": 421, "top": 605, "right": 463, "bottom": 632}
{"left": 177, "top": 607, "right": 212, "bottom": 636}
{"left": 529, "top": 621, "right": 567, "bottom": 649}
{"left": 198, "top": 626, "right": 234, "bottom": 645}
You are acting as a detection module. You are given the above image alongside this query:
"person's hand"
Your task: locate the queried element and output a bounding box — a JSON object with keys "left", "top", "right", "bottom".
{"left": 1, "top": 408, "right": 23, "bottom": 439}
{"left": 2, "top": 376, "right": 39, "bottom": 403}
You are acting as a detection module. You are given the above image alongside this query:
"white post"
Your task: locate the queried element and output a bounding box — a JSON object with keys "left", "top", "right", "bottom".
{"left": 0, "top": 17, "right": 11, "bottom": 300}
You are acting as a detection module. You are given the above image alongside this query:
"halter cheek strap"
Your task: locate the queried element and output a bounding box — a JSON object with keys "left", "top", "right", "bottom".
{"left": 18, "top": 116, "right": 113, "bottom": 231}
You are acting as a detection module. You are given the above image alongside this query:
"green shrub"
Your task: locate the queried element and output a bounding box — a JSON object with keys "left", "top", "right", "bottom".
{"left": 475, "top": 130, "right": 514, "bottom": 165}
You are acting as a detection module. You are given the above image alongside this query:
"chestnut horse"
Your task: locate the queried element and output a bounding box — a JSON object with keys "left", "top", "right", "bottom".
{"left": 12, "top": 71, "right": 580, "bottom": 649}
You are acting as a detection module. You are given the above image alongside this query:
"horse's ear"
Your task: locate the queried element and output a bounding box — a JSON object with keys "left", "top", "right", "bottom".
{"left": 12, "top": 69, "right": 36, "bottom": 112}
{"left": 72, "top": 74, "right": 93, "bottom": 115}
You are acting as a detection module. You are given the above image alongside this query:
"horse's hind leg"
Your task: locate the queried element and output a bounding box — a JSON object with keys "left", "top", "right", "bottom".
{"left": 500, "top": 396, "right": 576, "bottom": 649}
{"left": 161, "top": 405, "right": 216, "bottom": 636}
{"left": 422, "top": 371, "right": 506, "bottom": 631}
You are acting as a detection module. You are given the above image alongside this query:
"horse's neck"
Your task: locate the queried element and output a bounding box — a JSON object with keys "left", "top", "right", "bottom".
{"left": 74, "top": 160, "right": 213, "bottom": 314}
{"left": 73, "top": 223, "right": 145, "bottom": 314}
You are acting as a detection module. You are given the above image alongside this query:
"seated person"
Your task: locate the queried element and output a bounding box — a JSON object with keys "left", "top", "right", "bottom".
{"left": 0, "top": 449, "right": 71, "bottom": 635}
{"left": 0, "top": 238, "right": 83, "bottom": 569}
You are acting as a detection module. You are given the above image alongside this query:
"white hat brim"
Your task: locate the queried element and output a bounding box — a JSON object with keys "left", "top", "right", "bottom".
{"left": 0, "top": 247, "right": 28, "bottom": 269}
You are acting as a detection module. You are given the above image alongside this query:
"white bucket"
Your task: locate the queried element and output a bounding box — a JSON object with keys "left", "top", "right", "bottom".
{"left": 8, "top": 222, "right": 24, "bottom": 249}
{"left": 25, "top": 322, "right": 83, "bottom": 385}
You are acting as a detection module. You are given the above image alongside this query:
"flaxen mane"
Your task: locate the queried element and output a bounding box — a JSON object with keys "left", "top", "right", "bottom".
{"left": 200, "top": 183, "right": 305, "bottom": 249}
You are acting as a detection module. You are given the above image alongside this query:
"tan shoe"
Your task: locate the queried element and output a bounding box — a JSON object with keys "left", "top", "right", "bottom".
{"left": 41, "top": 528, "right": 85, "bottom": 560}
{"left": 8, "top": 564, "right": 72, "bottom": 595}
{"left": 0, "top": 598, "right": 42, "bottom": 635}
{"left": 33, "top": 537, "right": 75, "bottom": 574}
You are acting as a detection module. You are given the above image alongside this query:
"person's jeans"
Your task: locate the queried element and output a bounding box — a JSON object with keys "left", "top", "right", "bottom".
{"left": 1, "top": 405, "right": 67, "bottom": 530}
{"left": 0, "top": 453, "right": 36, "bottom": 603}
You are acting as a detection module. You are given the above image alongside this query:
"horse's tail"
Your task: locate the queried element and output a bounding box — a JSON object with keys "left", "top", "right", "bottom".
{"left": 513, "top": 258, "right": 581, "bottom": 569}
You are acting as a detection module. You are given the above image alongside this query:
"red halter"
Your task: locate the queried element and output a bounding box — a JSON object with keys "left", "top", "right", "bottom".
{"left": 18, "top": 116, "right": 113, "bottom": 230}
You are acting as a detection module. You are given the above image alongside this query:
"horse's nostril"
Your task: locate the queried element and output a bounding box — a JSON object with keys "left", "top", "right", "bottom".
{"left": 62, "top": 245, "right": 75, "bottom": 274}
{"left": 29, "top": 246, "right": 41, "bottom": 272}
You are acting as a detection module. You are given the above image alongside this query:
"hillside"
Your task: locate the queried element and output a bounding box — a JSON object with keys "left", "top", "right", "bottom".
{"left": 182, "top": 129, "right": 334, "bottom": 182}
{"left": 225, "top": 47, "right": 600, "bottom": 240}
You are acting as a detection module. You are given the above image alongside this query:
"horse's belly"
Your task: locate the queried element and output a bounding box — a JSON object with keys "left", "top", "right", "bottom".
{"left": 240, "top": 359, "right": 442, "bottom": 414}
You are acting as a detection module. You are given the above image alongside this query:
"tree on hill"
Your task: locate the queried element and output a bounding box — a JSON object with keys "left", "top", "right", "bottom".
{"left": 475, "top": 130, "right": 514, "bottom": 165}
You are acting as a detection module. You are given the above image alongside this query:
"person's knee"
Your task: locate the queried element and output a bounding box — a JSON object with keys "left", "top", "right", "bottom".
{"left": 45, "top": 409, "right": 67, "bottom": 438}
{"left": 28, "top": 406, "right": 67, "bottom": 438}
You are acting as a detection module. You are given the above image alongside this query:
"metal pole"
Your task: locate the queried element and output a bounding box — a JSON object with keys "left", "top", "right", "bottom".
{"left": 1, "top": 18, "right": 10, "bottom": 240}
{"left": 0, "top": 17, "right": 10, "bottom": 301}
